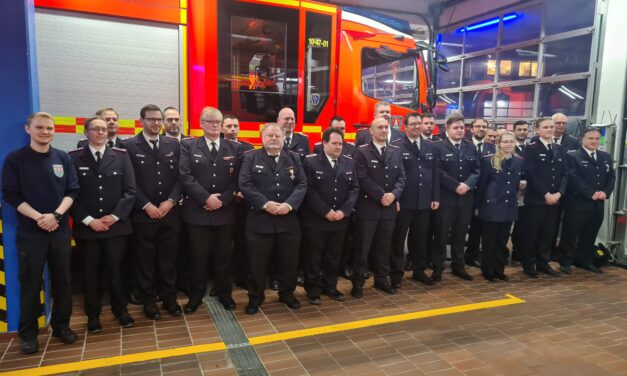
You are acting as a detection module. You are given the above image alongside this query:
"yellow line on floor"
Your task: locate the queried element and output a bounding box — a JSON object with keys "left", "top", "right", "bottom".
{"left": 1, "top": 294, "right": 524, "bottom": 376}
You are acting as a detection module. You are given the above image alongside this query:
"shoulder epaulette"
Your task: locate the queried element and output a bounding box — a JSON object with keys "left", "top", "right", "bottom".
{"left": 243, "top": 148, "right": 256, "bottom": 154}
{"left": 359, "top": 144, "right": 368, "bottom": 148}
{"left": 346, "top": 141, "right": 355, "bottom": 145}
{"left": 111, "top": 147, "right": 127, "bottom": 152}
{"left": 514, "top": 154, "right": 524, "bottom": 160}
{"left": 305, "top": 153, "right": 317, "bottom": 158}
{"left": 341, "top": 154, "right": 353, "bottom": 160}
{"left": 288, "top": 150, "right": 300, "bottom": 156}
{"left": 182, "top": 136, "right": 194, "bottom": 140}
{"left": 528, "top": 141, "right": 538, "bottom": 146}
{"left": 388, "top": 144, "right": 400, "bottom": 149}
{"left": 297, "top": 132, "right": 309, "bottom": 138}
{"left": 481, "top": 154, "right": 493, "bottom": 159}
{"left": 314, "top": 141, "right": 322, "bottom": 146}
{"left": 68, "top": 148, "right": 82, "bottom": 154}
{"left": 461, "top": 139, "right": 471, "bottom": 144}
{"left": 567, "top": 134, "right": 579, "bottom": 140}
{"left": 567, "top": 149, "right": 578, "bottom": 153}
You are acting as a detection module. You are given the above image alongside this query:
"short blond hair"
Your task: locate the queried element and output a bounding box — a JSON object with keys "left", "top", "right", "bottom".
{"left": 26, "top": 112, "right": 54, "bottom": 127}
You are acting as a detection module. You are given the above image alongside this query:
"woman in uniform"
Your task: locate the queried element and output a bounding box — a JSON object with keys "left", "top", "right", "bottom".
{"left": 477, "top": 131, "right": 526, "bottom": 281}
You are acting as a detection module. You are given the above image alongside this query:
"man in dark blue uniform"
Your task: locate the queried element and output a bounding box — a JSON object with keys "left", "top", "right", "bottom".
{"left": 222, "top": 114, "right": 254, "bottom": 289}
{"left": 313, "top": 116, "right": 356, "bottom": 157}
{"left": 520, "top": 117, "right": 568, "bottom": 277}
{"left": 514, "top": 120, "right": 529, "bottom": 156}
{"left": 179, "top": 107, "right": 241, "bottom": 313}
{"left": 77, "top": 107, "right": 123, "bottom": 148}
{"left": 279, "top": 107, "right": 310, "bottom": 160}
{"left": 465, "top": 118, "right": 496, "bottom": 268}
{"left": 352, "top": 117, "right": 406, "bottom": 297}
{"left": 390, "top": 112, "right": 439, "bottom": 287}
{"left": 420, "top": 112, "right": 441, "bottom": 142}
{"left": 302, "top": 128, "right": 359, "bottom": 304}
{"left": 163, "top": 106, "right": 184, "bottom": 142}
{"left": 560, "top": 128, "right": 615, "bottom": 274}
{"left": 70, "top": 116, "right": 136, "bottom": 332}
{"left": 355, "top": 101, "right": 403, "bottom": 146}
{"left": 239, "top": 123, "right": 307, "bottom": 314}
{"left": 121, "top": 104, "right": 182, "bottom": 319}
{"left": 433, "top": 114, "right": 479, "bottom": 282}
{"left": 2, "top": 112, "right": 79, "bottom": 354}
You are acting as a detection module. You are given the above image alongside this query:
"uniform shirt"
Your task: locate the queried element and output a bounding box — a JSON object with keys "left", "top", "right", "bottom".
{"left": 472, "top": 136, "right": 496, "bottom": 157}
{"left": 69, "top": 146, "right": 136, "bottom": 239}
{"left": 530, "top": 133, "right": 581, "bottom": 152}
{"left": 302, "top": 153, "right": 359, "bottom": 230}
{"left": 477, "top": 155, "right": 524, "bottom": 223}
{"left": 77, "top": 136, "right": 122, "bottom": 149}
{"left": 283, "top": 132, "right": 310, "bottom": 160}
{"left": 2, "top": 146, "right": 79, "bottom": 233}
{"left": 120, "top": 134, "right": 181, "bottom": 223}
{"left": 239, "top": 148, "right": 307, "bottom": 233}
{"left": 564, "top": 147, "right": 615, "bottom": 210}
{"left": 521, "top": 140, "right": 568, "bottom": 206}
{"left": 179, "top": 137, "right": 241, "bottom": 226}
{"left": 353, "top": 142, "right": 406, "bottom": 220}
{"left": 434, "top": 138, "right": 480, "bottom": 207}
{"left": 355, "top": 127, "right": 403, "bottom": 147}
{"left": 392, "top": 135, "right": 440, "bottom": 210}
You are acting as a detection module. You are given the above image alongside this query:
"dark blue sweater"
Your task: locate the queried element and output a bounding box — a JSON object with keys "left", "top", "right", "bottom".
{"left": 2, "top": 145, "right": 79, "bottom": 233}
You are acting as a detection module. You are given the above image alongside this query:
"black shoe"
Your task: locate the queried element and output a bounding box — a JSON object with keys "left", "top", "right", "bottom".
{"left": 218, "top": 296, "right": 236, "bottom": 311}
{"left": 361, "top": 271, "right": 370, "bottom": 280}
{"left": 279, "top": 294, "right": 301, "bottom": 310}
{"left": 246, "top": 302, "right": 260, "bottom": 315}
{"left": 431, "top": 268, "right": 443, "bottom": 282}
{"left": 452, "top": 268, "right": 473, "bottom": 281}
{"left": 560, "top": 265, "right": 572, "bottom": 274}
{"left": 128, "top": 291, "right": 142, "bottom": 305}
{"left": 391, "top": 279, "right": 402, "bottom": 289}
{"left": 323, "top": 289, "right": 345, "bottom": 301}
{"left": 404, "top": 260, "right": 414, "bottom": 271}
{"left": 234, "top": 279, "right": 248, "bottom": 290}
{"left": 307, "top": 294, "right": 321, "bottom": 305}
{"left": 579, "top": 264, "right": 603, "bottom": 274}
{"left": 482, "top": 273, "right": 496, "bottom": 282}
{"left": 466, "top": 259, "right": 481, "bottom": 268}
{"left": 184, "top": 298, "right": 202, "bottom": 314}
{"left": 269, "top": 280, "right": 279, "bottom": 291}
{"left": 351, "top": 286, "right": 363, "bottom": 299}
{"left": 538, "top": 265, "right": 561, "bottom": 277}
{"left": 163, "top": 301, "right": 182, "bottom": 317}
{"left": 87, "top": 317, "right": 102, "bottom": 333}
{"left": 524, "top": 269, "right": 539, "bottom": 278}
{"left": 20, "top": 338, "right": 38, "bottom": 354}
{"left": 373, "top": 281, "right": 396, "bottom": 294}
{"left": 143, "top": 303, "right": 161, "bottom": 320}
{"left": 412, "top": 271, "right": 434, "bottom": 286}
{"left": 52, "top": 327, "right": 77, "bottom": 344}
{"left": 118, "top": 312, "right": 135, "bottom": 328}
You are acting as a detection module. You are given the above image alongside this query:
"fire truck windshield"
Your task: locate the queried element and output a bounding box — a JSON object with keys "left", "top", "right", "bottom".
{"left": 361, "top": 48, "right": 418, "bottom": 109}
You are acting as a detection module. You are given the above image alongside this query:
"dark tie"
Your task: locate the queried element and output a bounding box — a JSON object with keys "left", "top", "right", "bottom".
{"left": 454, "top": 143, "right": 460, "bottom": 151}
{"left": 210, "top": 141, "right": 218, "bottom": 158}
{"left": 413, "top": 140, "right": 419, "bottom": 153}
{"left": 285, "top": 137, "right": 291, "bottom": 148}
{"left": 380, "top": 146, "right": 385, "bottom": 156}
{"left": 107, "top": 140, "right": 114, "bottom": 148}
{"left": 591, "top": 151, "right": 596, "bottom": 161}
{"left": 477, "top": 142, "right": 483, "bottom": 154}
{"left": 95, "top": 150, "right": 102, "bottom": 166}
{"left": 270, "top": 154, "right": 278, "bottom": 168}
{"left": 332, "top": 159, "right": 338, "bottom": 170}
{"left": 149, "top": 139, "right": 158, "bottom": 152}
{"left": 554, "top": 137, "right": 559, "bottom": 144}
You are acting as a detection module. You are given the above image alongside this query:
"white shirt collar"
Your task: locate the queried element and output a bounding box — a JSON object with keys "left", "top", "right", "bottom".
{"left": 165, "top": 133, "right": 181, "bottom": 142}
{"left": 472, "top": 136, "right": 483, "bottom": 146}
{"left": 325, "top": 152, "right": 339, "bottom": 166}
{"left": 448, "top": 137, "right": 460, "bottom": 147}
{"left": 539, "top": 137, "right": 552, "bottom": 148}
{"left": 143, "top": 132, "right": 159, "bottom": 147}
{"left": 89, "top": 144, "right": 106, "bottom": 161}
{"left": 373, "top": 140, "right": 386, "bottom": 152}
{"left": 421, "top": 134, "right": 432, "bottom": 141}
{"left": 554, "top": 135, "right": 563, "bottom": 144}
{"left": 204, "top": 136, "right": 220, "bottom": 151}
{"left": 408, "top": 135, "right": 420, "bottom": 148}
{"left": 582, "top": 146, "right": 596, "bottom": 155}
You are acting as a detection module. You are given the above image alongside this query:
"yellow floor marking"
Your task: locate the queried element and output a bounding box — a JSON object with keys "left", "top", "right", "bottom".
{"left": 1, "top": 294, "right": 524, "bottom": 376}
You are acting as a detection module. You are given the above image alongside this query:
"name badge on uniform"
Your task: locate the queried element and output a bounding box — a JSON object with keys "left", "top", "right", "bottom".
{"left": 136, "top": 154, "right": 145, "bottom": 158}
{"left": 52, "top": 164, "right": 64, "bottom": 177}
{"left": 445, "top": 153, "right": 453, "bottom": 157}
{"left": 193, "top": 154, "right": 203, "bottom": 158}
{"left": 315, "top": 171, "right": 324, "bottom": 174}
{"left": 539, "top": 154, "right": 546, "bottom": 157}
{"left": 165, "top": 152, "right": 174, "bottom": 157}
{"left": 345, "top": 171, "right": 352, "bottom": 175}
{"left": 402, "top": 152, "right": 410, "bottom": 156}
{"left": 370, "top": 160, "right": 379, "bottom": 163}
{"left": 255, "top": 165, "right": 264, "bottom": 169}
{"left": 79, "top": 167, "right": 90, "bottom": 170}
{"left": 223, "top": 156, "right": 234, "bottom": 160}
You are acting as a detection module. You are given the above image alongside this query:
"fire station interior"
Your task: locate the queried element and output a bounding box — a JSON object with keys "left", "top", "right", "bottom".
{"left": 1, "top": 0, "right": 627, "bottom": 375}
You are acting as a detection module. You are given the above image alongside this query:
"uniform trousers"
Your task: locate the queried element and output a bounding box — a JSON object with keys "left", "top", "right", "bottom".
{"left": 233, "top": 203, "right": 249, "bottom": 286}
{"left": 353, "top": 218, "right": 395, "bottom": 286}
{"left": 519, "top": 205, "right": 560, "bottom": 271}
{"left": 79, "top": 236, "right": 128, "bottom": 318}
{"left": 465, "top": 214, "right": 482, "bottom": 262}
{"left": 433, "top": 205, "right": 473, "bottom": 271}
{"left": 340, "top": 213, "right": 357, "bottom": 273}
{"left": 246, "top": 229, "right": 300, "bottom": 303}
{"left": 133, "top": 219, "right": 180, "bottom": 304}
{"left": 187, "top": 224, "right": 234, "bottom": 301}
{"left": 391, "top": 209, "right": 431, "bottom": 281}
{"left": 559, "top": 205, "right": 604, "bottom": 267}
{"left": 480, "top": 221, "right": 512, "bottom": 277}
{"left": 16, "top": 228, "right": 72, "bottom": 340}
{"left": 303, "top": 226, "right": 346, "bottom": 294}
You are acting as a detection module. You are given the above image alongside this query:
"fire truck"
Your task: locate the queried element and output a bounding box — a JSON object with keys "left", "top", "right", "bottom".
{"left": 32, "top": 0, "right": 435, "bottom": 148}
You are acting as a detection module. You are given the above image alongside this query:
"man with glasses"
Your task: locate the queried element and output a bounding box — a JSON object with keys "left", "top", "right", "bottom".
{"left": 77, "top": 108, "right": 123, "bottom": 148}
{"left": 2, "top": 112, "right": 80, "bottom": 354}
{"left": 121, "top": 105, "right": 182, "bottom": 320}
{"left": 163, "top": 106, "right": 184, "bottom": 141}
{"left": 70, "top": 116, "right": 136, "bottom": 332}
{"left": 179, "top": 107, "right": 241, "bottom": 313}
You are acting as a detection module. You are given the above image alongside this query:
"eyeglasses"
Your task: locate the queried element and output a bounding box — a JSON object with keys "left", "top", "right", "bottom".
{"left": 144, "top": 118, "right": 163, "bottom": 123}
{"left": 201, "top": 119, "right": 222, "bottom": 125}
{"left": 554, "top": 121, "right": 567, "bottom": 125}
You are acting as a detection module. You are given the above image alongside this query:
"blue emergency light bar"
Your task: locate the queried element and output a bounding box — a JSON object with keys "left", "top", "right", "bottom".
{"left": 458, "top": 12, "right": 519, "bottom": 32}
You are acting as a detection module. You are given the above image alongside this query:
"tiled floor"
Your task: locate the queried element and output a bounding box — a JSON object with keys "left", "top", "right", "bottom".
{"left": 2, "top": 262, "right": 627, "bottom": 375}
